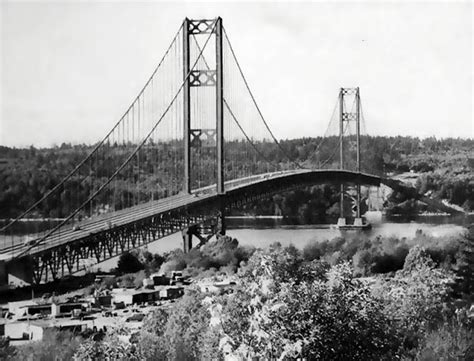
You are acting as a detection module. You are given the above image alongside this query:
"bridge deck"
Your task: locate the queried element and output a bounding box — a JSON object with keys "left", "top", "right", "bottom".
{"left": 0, "top": 169, "right": 315, "bottom": 260}
{"left": 2, "top": 167, "right": 455, "bottom": 275}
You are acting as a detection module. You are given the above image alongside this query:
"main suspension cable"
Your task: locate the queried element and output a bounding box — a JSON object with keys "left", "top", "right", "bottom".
{"left": 223, "top": 99, "right": 274, "bottom": 165}
{"left": 222, "top": 27, "right": 303, "bottom": 169}
{"left": 1, "top": 23, "right": 185, "bottom": 234}
{"left": 17, "top": 20, "right": 218, "bottom": 257}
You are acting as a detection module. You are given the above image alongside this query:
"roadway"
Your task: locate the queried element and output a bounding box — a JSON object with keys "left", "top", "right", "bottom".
{"left": 0, "top": 169, "right": 313, "bottom": 260}
{"left": 4, "top": 168, "right": 449, "bottom": 263}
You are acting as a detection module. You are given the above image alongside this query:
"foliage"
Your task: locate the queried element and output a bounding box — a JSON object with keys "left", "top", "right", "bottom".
{"left": 213, "top": 248, "right": 402, "bottom": 360}
{"left": 117, "top": 252, "right": 144, "bottom": 275}
{"left": 301, "top": 233, "right": 461, "bottom": 277}
{"left": 161, "top": 291, "right": 212, "bottom": 360}
{"left": 134, "top": 331, "right": 166, "bottom": 361}
{"left": 14, "top": 329, "right": 83, "bottom": 361}
{"left": 0, "top": 337, "right": 16, "bottom": 360}
{"left": 21, "top": 233, "right": 472, "bottom": 361}
{"left": 141, "top": 308, "right": 169, "bottom": 336}
{"left": 375, "top": 246, "right": 456, "bottom": 351}
{"left": 73, "top": 329, "right": 138, "bottom": 360}
{"left": 453, "top": 225, "right": 474, "bottom": 300}
{"left": 1, "top": 136, "right": 472, "bottom": 221}
{"left": 131, "top": 291, "right": 213, "bottom": 360}
{"left": 159, "top": 236, "right": 255, "bottom": 277}
{"left": 409, "top": 318, "right": 474, "bottom": 361}
{"left": 140, "top": 251, "right": 165, "bottom": 274}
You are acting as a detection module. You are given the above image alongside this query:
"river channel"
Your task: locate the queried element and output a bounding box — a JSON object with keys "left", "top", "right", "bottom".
{"left": 2, "top": 213, "right": 473, "bottom": 272}
{"left": 144, "top": 212, "right": 473, "bottom": 255}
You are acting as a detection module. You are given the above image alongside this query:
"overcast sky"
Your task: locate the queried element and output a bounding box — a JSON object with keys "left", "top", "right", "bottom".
{"left": 1, "top": 0, "right": 472, "bottom": 147}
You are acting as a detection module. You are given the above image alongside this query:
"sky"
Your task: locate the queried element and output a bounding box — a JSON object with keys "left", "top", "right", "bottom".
{"left": 1, "top": 0, "right": 472, "bottom": 147}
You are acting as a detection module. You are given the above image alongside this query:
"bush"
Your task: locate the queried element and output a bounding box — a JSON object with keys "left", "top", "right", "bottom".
{"left": 413, "top": 321, "right": 474, "bottom": 360}
{"left": 302, "top": 240, "right": 326, "bottom": 261}
{"left": 159, "top": 237, "right": 255, "bottom": 275}
{"left": 0, "top": 337, "right": 16, "bottom": 359}
{"left": 69, "top": 238, "right": 470, "bottom": 360}
{"left": 223, "top": 249, "right": 402, "bottom": 360}
{"left": 15, "top": 329, "right": 83, "bottom": 361}
{"left": 117, "top": 252, "right": 144, "bottom": 274}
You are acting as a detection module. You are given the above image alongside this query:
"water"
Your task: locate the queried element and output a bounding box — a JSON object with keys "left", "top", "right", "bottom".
{"left": 2, "top": 213, "right": 472, "bottom": 272}
{"left": 224, "top": 214, "right": 472, "bottom": 250}
{"left": 140, "top": 213, "right": 472, "bottom": 256}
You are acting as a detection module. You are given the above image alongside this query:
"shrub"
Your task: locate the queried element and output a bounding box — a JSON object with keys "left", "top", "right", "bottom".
{"left": 302, "top": 240, "right": 327, "bottom": 261}
{"left": 117, "top": 251, "right": 144, "bottom": 274}
{"left": 413, "top": 321, "right": 474, "bottom": 360}
{"left": 16, "top": 329, "right": 82, "bottom": 361}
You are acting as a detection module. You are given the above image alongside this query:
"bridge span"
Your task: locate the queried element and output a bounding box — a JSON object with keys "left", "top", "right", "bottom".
{"left": 0, "top": 169, "right": 432, "bottom": 285}
{"left": 0, "top": 18, "right": 462, "bottom": 286}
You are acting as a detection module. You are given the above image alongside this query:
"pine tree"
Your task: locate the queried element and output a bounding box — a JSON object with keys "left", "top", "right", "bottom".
{"left": 454, "top": 224, "right": 474, "bottom": 300}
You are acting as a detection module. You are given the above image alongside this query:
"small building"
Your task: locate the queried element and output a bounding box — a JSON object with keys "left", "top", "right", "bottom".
{"left": 150, "top": 273, "right": 170, "bottom": 286}
{"left": 52, "top": 302, "right": 89, "bottom": 317}
{"left": 5, "top": 318, "right": 91, "bottom": 344}
{"left": 24, "top": 304, "right": 53, "bottom": 317}
{"left": 8, "top": 301, "right": 38, "bottom": 318}
{"left": 112, "top": 289, "right": 139, "bottom": 305}
{"left": 95, "top": 274, "right": 116, "bottom": 284}
{"left": 159, "top": 286, "right": 184, "bottom": 300}
{"left": 5, "top": 321, "right": 44, "bottom": 342}
{"left": 8, "top": 302, "right": 52, "bottom": 318}
{"left": 112, "top": 288, "right": 160, "bottom": 305}
{"left": 86, "top": 294, "right": 113, "bottom": 308}
{"left": 199, "top": 280, "right": 237, "bottom": 294}
{"left": 142, "top": 278, "right": 154, "bottom": 288}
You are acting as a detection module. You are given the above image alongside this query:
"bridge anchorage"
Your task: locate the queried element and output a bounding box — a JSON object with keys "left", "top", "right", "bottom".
{"left": 1, "top": 17, "right": 459, "bottom": 286}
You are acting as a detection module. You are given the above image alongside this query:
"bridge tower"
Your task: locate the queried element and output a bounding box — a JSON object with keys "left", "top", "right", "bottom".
{"left": 182, "top": 18, "right": 226, "bottom": 251}
{"left": 183, "top": 17, "right": 224, "bottom": 195}
{"left": 337, "top": 87, "right": 367, "bottom": 228}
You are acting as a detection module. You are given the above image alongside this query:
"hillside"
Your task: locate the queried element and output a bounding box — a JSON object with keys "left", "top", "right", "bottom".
{"left": 1, "top": 136, "right": 473, "bottom": 221}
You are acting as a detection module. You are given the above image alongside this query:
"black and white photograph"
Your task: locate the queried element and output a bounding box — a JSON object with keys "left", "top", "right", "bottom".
{"left": 0, "top": 0, "right": 473, "bottom": 360}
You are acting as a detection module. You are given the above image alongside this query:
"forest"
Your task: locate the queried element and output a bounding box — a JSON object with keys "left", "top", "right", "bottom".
{"left": 0, "top": 136, "right": 473, "bottom": 221}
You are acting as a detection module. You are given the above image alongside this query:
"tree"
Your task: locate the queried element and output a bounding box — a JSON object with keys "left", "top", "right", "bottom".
{"left": 73, "top": 330, "right": 137, "bottom": 360}
{"left": 161, "top": 290, "right": 212, "bottom": 360}
{"left": 376, "top": 246, "right": 455, "bottom": 350}
{"left": 0, "top": 337, "right": 16, "bottom": 360}
{"left": 141, "top": 251, "right": 165, "bottom": 273}
{"left": 453, "top": 225, "right": 474, "bottom": 300}
{"left": 413, "top": 320, "right": 474, "bottom": 361}
{"left": 116, "top": 251, "right": 144, "bottom": 274}
{"left": 137, "top": 307, "right": 170, "bottom": 360}
{"left": 16, "top": 329, "right": 82, "bottom": 361}
{"left": 215, "top": 248, "right": 401, "bottom": 360}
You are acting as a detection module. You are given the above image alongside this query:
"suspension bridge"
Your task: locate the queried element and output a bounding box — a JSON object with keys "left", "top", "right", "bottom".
{"left": 0, "top": 18, "right": 456, "bottom": 285}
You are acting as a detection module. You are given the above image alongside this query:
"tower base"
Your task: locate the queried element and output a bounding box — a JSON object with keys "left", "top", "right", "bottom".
{"left": 336, "top": 217, "right": 371, "bottom": 230}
